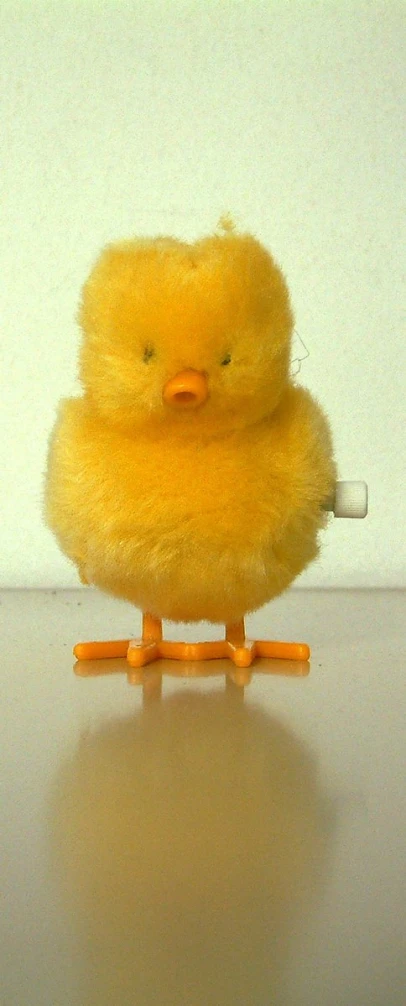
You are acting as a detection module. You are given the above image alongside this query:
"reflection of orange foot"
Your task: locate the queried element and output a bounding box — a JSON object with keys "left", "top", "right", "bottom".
{"left": 74, "top": 614, "right": 310, "bottom": 672}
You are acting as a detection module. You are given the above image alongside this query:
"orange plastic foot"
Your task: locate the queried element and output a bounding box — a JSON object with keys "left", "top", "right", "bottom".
{"left": 74, "top": 615, "right": 310, "bottom": 669}
{"left": 73, "top": 639, "right": 130, "bottom": 660}
{"left": 255, "top": 640, "right": 310, "bottom": 661}
{"left": 73, "top": 614, "right": 163, "bottom": 662}
{"left": 74, "top": 637, "right": 309, "bottom": 665}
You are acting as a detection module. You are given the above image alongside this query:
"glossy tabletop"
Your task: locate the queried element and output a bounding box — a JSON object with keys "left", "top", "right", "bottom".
{"left": 2, "top": 588, "right": 405, "bottom": 1006}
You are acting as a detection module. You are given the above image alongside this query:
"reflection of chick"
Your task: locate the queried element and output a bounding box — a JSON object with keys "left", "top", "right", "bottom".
{"left": 51, "top": 694, "right": 333, "bottom": 1006}
{"left": 45, "top": 228, "right": 336, "bottom": 661}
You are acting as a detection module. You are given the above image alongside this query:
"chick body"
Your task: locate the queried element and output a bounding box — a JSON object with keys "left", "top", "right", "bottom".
{"left": 45, "top": 230, "right": 336, "bottom": 625}
{"left": 47, "top": 388, "right": 334, "bottom": 625}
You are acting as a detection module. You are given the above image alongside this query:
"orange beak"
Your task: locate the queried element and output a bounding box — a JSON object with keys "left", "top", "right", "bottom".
{"left": 163, "top": 369, "right": 209, "bottom": 409}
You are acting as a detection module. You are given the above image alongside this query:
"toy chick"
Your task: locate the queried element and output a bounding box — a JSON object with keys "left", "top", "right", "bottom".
{"left": 45, "top": 223, "right": 366, "bottom": 672}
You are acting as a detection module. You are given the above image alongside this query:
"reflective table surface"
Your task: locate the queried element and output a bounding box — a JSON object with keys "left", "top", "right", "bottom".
{"left": 2, "top": 589, "right": 405, "bottom": 1006}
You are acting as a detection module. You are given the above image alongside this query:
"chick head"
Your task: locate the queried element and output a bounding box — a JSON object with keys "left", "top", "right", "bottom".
{"left": 79, "top": 229, "right": 294, "bottom": 436}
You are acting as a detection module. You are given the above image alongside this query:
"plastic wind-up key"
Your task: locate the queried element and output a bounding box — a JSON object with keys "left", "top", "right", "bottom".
{"left": 325, "top": 481, "right": 368, "bottom": 519}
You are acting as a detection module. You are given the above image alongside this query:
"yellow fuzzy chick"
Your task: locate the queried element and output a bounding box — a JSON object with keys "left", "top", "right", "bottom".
{"left": 45, "top": 226, "right": 336, "bottom": 670}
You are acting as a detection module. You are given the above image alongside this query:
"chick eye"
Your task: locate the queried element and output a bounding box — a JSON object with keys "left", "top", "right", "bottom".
{"left": 221, "top": 353, "right": 232, "bottom": 367}
{"left": 143, "top": 344, "right": 155, "bottom": 363}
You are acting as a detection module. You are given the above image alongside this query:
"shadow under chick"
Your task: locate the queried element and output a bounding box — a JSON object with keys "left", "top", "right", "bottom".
{"left": 49, "top": 691, "right": 334, "bottom": 1006}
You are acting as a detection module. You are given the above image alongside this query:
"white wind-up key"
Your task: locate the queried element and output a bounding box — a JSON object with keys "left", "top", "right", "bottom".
{"left": 326, "top": 481, "right": 368, "bottom": 518}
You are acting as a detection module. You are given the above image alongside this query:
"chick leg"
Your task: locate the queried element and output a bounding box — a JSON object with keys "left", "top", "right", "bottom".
{"left": 127, "top": 614, "right": 164, "bottom": 695}
{"left": 126, "top": 613, "right": 163, "bottom": 674}
{"left": 225, "top": 620, "right": 254, "bottom": 684}
{"left": 142, "top": 613, "right": 163, "bottom": 642}
{"left": 226, "top": 621, "right": 245, "bottom": 645}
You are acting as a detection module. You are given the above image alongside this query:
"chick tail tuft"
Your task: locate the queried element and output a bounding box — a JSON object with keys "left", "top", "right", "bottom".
{"left": 217, "top": 213, "right": 237, "bottom": 234}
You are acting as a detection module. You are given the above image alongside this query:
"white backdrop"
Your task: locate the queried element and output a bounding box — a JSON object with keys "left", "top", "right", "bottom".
{"left": 1, "top": 1, "right": 405, "bottom": 589}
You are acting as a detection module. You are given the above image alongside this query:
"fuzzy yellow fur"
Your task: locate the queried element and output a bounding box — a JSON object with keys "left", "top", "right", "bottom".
{"left": 45, "top": 228, "right": 336, "bottom": 624}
